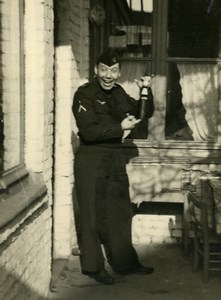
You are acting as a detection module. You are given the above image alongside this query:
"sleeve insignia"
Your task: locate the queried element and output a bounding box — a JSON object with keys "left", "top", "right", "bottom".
{"left": 77, "top": 100, "right": 87, "bottom": 112}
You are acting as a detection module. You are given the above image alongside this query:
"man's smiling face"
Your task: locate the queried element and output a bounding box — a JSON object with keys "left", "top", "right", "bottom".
{"left": 95, "top": 62, "right": 121, "bottom": 90}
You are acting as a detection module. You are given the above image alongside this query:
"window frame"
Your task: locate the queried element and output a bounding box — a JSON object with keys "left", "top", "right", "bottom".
{"left": 150, "top": 0, "right": 221, "bottom": 146}
{"left": 0, "top": 0, "right": 26, "bottom": 188}
{"left": 165, "top": 0, "right": 221, "bottom": 144}
{"left": 0, "top": 0, "right": 48, "bottom": 233}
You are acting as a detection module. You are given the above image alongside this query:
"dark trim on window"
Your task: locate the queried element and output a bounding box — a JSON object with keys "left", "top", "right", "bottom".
{"left": 166, "top": 58, "right": 221, "bottom": 63}
{"left": 0, "top": 171, "right": 47, "bottom": 231}
{"left": 0, "top": 200, "right": 48, "bottom": 251}
{"left": 0, "top": 165, "right": 28, "bottom": 190}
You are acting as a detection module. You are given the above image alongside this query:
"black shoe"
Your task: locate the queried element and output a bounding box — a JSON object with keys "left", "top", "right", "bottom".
{"left": 89, "top": 269, "right": 114, "bottom": 285}
{"left": 118, "top": 265, "right": 154, "bottom": 276}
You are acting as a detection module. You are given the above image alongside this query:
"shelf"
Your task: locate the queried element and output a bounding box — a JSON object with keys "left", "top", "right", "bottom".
{"left": 120, "top": 57, "right": 152, "bottom": 61}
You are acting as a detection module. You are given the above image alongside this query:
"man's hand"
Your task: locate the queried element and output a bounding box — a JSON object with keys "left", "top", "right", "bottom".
{"left": 134, "top": 75, "right": 152, "bottom": 89}
{"left": 121, "top": 114, "right": 141, "bottom": 130}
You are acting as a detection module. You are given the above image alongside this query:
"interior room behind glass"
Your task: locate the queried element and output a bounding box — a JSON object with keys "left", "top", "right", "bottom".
{"left": 166, "top": 0, "right": 221, "bottom": 141}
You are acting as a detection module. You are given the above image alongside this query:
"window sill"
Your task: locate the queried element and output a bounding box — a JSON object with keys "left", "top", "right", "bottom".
{"left": 0, "top": 164, "right": 29, "bottom": 189}
{"left": 0, "top": 171, "right": 47, "bottom": 244}
{"left": 122, "top": 139, "right": 221, "bottom": 164}
{"left": 123, "top": 139, "right": 221, "bottom": 150}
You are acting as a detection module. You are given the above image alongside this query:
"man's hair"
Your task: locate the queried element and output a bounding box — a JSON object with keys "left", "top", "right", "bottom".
{"left": 96, "top": 48, "right": 121, "bottom": 67}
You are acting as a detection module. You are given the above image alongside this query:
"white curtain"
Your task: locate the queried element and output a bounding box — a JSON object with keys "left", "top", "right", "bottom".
{"left": 177, "top": 64, "right": 219, "bottom": 141}
{"left": 118, "top": 61, "right": 150, "bottom": 99}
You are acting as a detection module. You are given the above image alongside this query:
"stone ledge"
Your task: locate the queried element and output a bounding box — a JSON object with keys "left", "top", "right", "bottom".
{"left": 0, "top": 171, "right": 48, "bottom": 244}
{"left": 0, "top": 165, "right": 28, "bottom": 189}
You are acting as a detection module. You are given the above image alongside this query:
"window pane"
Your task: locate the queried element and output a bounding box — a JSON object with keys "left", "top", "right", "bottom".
{"left": 166, "top": 1, "right": 220, "bottom": 141}
{"left": 168, "top": 0, "right": 221, "bottom": 58}
{"left": 0, "top": 0, "right": 23, "bottom": 172}
{"left": 165, "top": 62, "right": 219, "bottom": 141}
{"left": 108, "top": 0, "right": 153, "bottom": 58}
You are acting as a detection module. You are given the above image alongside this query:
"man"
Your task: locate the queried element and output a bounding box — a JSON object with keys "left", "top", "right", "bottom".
{"left": 72, "top": 49, "right": 154, "bottom": 285}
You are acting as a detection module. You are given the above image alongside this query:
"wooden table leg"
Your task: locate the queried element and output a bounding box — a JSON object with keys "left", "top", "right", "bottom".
{"left": 182, "top": 192, "right": 190, "bottom": 255}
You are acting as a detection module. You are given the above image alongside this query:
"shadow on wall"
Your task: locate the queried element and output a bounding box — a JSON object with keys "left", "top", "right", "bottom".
{"left": 54, "top": 0, "right": 90, "bottom": 153}
{"left": 54, "top": 0, "right": 89, "bottom": 80}
{"left": 0, "top": 267, "right": 47, "bottom": 300}
{"left": 0, "top": 201, "right": 50, "bottom": 300}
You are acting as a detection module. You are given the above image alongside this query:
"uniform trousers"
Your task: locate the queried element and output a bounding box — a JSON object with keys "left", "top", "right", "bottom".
{"left": 74, "top": 144, "right": 139, "bottom": 274}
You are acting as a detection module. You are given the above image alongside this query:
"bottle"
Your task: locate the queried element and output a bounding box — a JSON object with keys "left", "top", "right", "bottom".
{"left": 139, "top": 87, "right": 148, "bottom": 119}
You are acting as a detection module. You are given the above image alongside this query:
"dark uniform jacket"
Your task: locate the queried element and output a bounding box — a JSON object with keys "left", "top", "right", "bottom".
{"left": 72, "top": 77, "right": 154, "bottom": 144}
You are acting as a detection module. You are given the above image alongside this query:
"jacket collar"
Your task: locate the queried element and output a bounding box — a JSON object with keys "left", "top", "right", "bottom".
{"left": 92, "top": 77, "right": 117, "bottom": 100}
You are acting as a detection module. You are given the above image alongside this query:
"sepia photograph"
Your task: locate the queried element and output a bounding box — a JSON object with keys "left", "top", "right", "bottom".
{"left": 1, "top": 0, "right": 221, "bottom": 299}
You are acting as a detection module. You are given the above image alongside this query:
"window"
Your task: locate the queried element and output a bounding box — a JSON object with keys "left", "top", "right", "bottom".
{"left": 90, "top": 0, "right": 221, "bottom": 144}
{"left": 0, "top": 0, "right": 24, "bottom": 174}
{"left": 0, "top": 0, "right": 48, "bottom": 231}
{"left": 165, "top": 0, "right": 221, "bottom": 141}
{"left": 108, "top": 0, "right": 153, "bottom": 59}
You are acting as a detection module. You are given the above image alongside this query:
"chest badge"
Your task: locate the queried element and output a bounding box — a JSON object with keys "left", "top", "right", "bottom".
{"left": 96, "top": 99, "right": 106, "bottom": 105}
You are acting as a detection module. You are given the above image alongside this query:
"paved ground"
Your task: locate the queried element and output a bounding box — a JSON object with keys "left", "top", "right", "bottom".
{"left": 48, "top": 243, "right": 221, "bottom": 300}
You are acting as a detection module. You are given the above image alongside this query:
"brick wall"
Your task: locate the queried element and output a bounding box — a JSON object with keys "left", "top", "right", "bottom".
{"left": 132, "top": 214, "right": 182, "bottom": 245}
{"left": 0, "top": 204, "right": 52, "bottom": 300}
{"left": 0, "top": 0, "right": 54, "bottom": 299}
{"left": 54, "top": 0, "right": 90, "bottom": 258}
